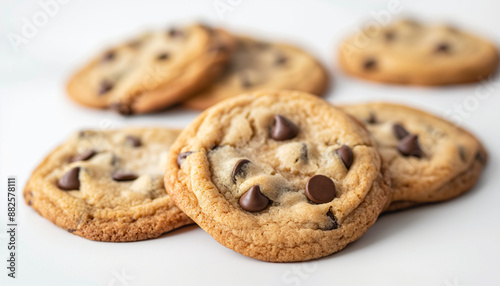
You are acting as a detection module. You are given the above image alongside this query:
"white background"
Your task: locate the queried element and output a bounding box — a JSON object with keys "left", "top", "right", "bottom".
{"left": 1, "top": 0, "right": 500, "bottom": 285}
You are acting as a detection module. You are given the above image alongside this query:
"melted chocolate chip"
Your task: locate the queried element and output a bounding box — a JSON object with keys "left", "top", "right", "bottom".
{"left": 336, "top": 145, "right": 353, "bottom": 169}
{"left": 459, "top": 146, "right": 466, "bottom": 162}
{"left": 239, "top": 185, "right": 269, "bottom": 212}
{"left": 435, "top": 43, "right": 450, "bottom": 53}
{"left": 397, "top": 134, "right": 423, "bottom": 158}
{"left": 110, "top": 102, "right": 132, "bottom": 116}
{"left": 71, "top": 149, "right": 96, "bottom": 162}
{"left": 363, "top": 58, "right": 377, "bottom": 70}
{"left": 125, "top": 135, "right": 141, "bottom": 147}
{"left": 57, "top": 167, "right": 81, "bottom": 190}
{"left": 306, "top": 175, "right": 336, "bottom": 204}
{"left": 157, "top": 52, "right": 170, "bottom": 60}
{"left": 231, "top": 159, "right": 251, "bottom": 183}
{"left": 275, "top": 53, "right": 288, "bottom": 65}
{"left": 325, "top": 209, "right": 339, "bottom": 230}
{"left": 101, "top": 50, "right": 115, "bottom": 62}
{"left": 168, "top": 28, "right": 184, "bottom": 38}
{"left": 270, "top": 115, "right": 299, "bottom": 141}
{"left": 393, "top": 124, "right": 410, "bottom": 140}
{"left": 177, "top": 151, "right": 194, "bottom": 167}
{"left": 367, "top": 112, "right": 377, "bottom": 124}
{"left": 112, "top": 171, "right": 138, "bottom": 182}
{"left": 98, "top": 80, "right": 113, "bottom": 95}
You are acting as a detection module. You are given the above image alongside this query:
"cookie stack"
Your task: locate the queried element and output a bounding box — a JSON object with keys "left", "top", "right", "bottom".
{"left": 25, "top": 19, "right": 493, "bottom": 262}
{"left": 66, "top": 24, "right": 329, "bottom": 115}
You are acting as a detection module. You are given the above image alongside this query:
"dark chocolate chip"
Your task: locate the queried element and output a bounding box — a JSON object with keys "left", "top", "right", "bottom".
{"left": 336, "top": 145, "right": 353, "bottom": 169}
{"left": 57, "top": 167, "right": 81, "bottom": 190}
{"left": 367, "top": 112, "right": 377, "bottom": 124}
{"left": 168, "top": 28, "right": 184, "bottom": 38}
{"left": 71, "top": 149, "right": 96, "bottom": 162}
{"left": 306, "top": 175, "right": 336, "bottom": 204}
{"left": 126, "top": 135, "right": 141, "bottom": 147}
{"left": 68, "top": 229, "right": 76, "bottom": 233}
{"left": 393, "top": 123, "right": 410, "bottom": 140}
{"left": 110, "top": 102, "right": 132, "bottom": 116}
{"left": 384, "top": 30, "right": 395, "bottom": 41}
{"left": 325, "top": 209, "right": 339, "bottom": 230}
{"left": 101, "top": 50, "right": 115, "bottom": 62}
{"left": 363, "top": 58, "right": 377, "bottom": 70}
{"left": 157, "top": 52, "right": 170, "bottom": 60}
{"left": 177, "top": 151, "right": 194, "bottom": 167}
{"left": 239, "top": 185, "right": 270, "bottom": 212}
{"left": 475, "top": 151, "right": 486, "bottom": 164}
{"left": 459, "top": 146, "right": 466, "bottom": 162}
{"left": 231, "top": 159, "right": 251, "bottom": 183}
{"left": 275, "top": 53, "right": 288, "bottom": 65}
{"left": 98, "top": 80, "right": 113, "bottom": 95}
{"left": 435, "top": 43, "right": 450, "bottom": 53}
{"left": 397, "top": 134, "right": 423, "bottom": 158}
{"left": 112, "top": 171, "right": 138, "bottom": 182}
{"left": 270, "top": 115, "right": 299, "bottom": 141}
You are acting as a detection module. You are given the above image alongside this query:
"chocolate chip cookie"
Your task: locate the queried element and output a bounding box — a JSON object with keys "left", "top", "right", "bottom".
{"left": 67, "top": 24, "right": 234, "bottom": 115}
{"left": 165, "top": 90, "right": 391, "bottom": 262}
{"left": 24, "top": 128, "right": 193, "bottom": 241}
{"left": 182, "top": 36, "right": 329, "bottom": 110}
{"left": 342, "top": 103, "right": 487, "bottom": 211}
{"left": 339, "top": 19, "right": 498, "bottom": 85}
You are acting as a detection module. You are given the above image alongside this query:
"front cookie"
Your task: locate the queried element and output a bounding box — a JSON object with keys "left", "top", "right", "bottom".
{"left": 165, "top": 90, "right": 391, "bottom": 262}
{"left": 24, "top": 128, "right": 193, "bottom": 241}
{"left": 342, "top": 103, "right": 487, "bottom": 211}
{"left": 183, "top": 36, "right": 329, "bottom": 110}
{"left": 339, "top": 19, "right": 498, "bottom": 85}
{"left": 67, "top": 24, "right": 234, "bottom": 115}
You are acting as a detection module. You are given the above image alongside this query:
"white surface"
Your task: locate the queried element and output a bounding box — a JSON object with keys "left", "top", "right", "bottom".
{"left": 1, "top": 0, "right": 500, "bottom": 285}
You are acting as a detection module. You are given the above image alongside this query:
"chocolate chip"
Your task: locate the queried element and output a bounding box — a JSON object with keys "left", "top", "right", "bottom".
{"left": 101, "top": 50, "right": 115, "bottom": 62}
{"left": 397, "top": 134, "right": 423, "bottom": 158}
{"left": 57, "top": 167, "right": 81, "bottom": 190}
{"left": 28, "top": 200, "right": 32, "bottom": 206}
{"left": 126, "top": 135, "right": 141, "bottom": 147}
{"left": 240, "top": 74, "right": 252, "bottom": 88}
{"left": 459, "top": 146, "right": 466, "bottom": 162}
{"left": 475, "top": 151, "right": 486, "bottom": 164}
{"left": 306, "top": 175, "right": 336, "bottom": 204}
{"left": 363, "top": 58, "right": 377, "bottom": 70}
{"left": 270, "top": 115, "right": 299, "bottom": 141}
{"left": 336, "top": 145, "right": 353, "bottom": 169}
{"left": 367, "top": 112, "right": 377, "bottom": 124}
{"left": 231, "top": 159, "right": 251, "bottom": 183}
{"left": 177, "top": 151, "right": 194, "bottom": 167}
{"left": 275, "top": 53, "right": 288, "bottom": 65}
{"left": 71, "top": 149, "right": 96, "bottom": 162}
{"left": 239, "top": 185, "right": 269, "bottom": 212}
{"left": 110, "top": 102, "right": 132, "bottom": 116}
{"left": 297, "top": 143, "right": 308, "bottom": 163}
{"left": 157, "top": 52, "right": 170, "bottom": 60}
{"left": 325, "top": 209, "right": 338, "bottom": 230}
{"left": 393, "top": 124, "right": 410, "bottom": 140}
{"left": 68, "top": 229, "right": 76, "bottom": 233}
{"left": 384, "top": 30, "right": 395, "bottom": 41}
{"left": 112, "top": 171, "right": 138, "bottom": 182}
{"left": 168, "top": 28, "right": 184, "bottom": 38}
{"left": 435, "top": 43, "right": 450, "bottom": 53}
{"left": 98, "top": 80, "right": 113, "bottom": 95}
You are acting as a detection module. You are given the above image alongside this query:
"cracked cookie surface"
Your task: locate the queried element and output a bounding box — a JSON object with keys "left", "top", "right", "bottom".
{"left": 339, "top": 19, "right": 498, "bottom": 85}
{"left": 24, "top": 128, "right": 193, "bottom": 241}
{"left": 67, "top": 24, "right": 234, "bottom": 115}
{"left": 183, "top": 36, "right": 329, "bottom": 110}
{"left": 342, "top": 103, "right": 487, "bottom": 211}
{"left": 165, "top": 90, "right": 391, "bottom": 262}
